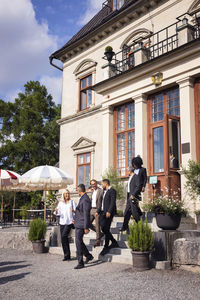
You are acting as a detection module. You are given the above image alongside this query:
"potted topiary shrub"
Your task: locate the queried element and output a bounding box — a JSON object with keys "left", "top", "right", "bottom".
{"left": 28, "top": 218, "right": 47, "bottom": 253}
{"left": 127, "top": 219, "right": 154, "bottom": 271}
{"left": 104, "top": 46, "right": 115, "bottom": 63}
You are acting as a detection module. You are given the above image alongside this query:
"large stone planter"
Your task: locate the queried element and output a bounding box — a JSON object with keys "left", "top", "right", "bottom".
{"left": 131, "top": 251, "right": 150, "bottom": 271}
{"left": 32, "top": 240, "right": 45, "bottom": 253}
{"left": 156, "top": 213, "right": 181, "bottom": 230}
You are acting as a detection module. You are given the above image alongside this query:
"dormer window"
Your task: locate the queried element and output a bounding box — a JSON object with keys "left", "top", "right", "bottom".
{"left": 112, "top": 0, "right": 125, "bottom": 10}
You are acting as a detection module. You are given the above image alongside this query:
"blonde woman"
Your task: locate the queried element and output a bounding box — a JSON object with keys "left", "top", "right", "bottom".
{"left": 55, "top": 190, "right": 76, "bottom": 261}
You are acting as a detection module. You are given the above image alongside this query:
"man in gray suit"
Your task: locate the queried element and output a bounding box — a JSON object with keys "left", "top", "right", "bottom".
{"left": 90, "top": 179, "right": 104, "bottom": 247}
{"left": 74, "top": 184, "right": 94, "bottom": 269}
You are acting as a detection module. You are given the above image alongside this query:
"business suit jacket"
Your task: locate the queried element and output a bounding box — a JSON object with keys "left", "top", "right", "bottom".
{"left": 97, "top": 187, "right": 117, "bottom": 216}
{"left": 91, "top": 187, "right": 103, "bottom": 209}
{"left": 74, "top": 193, "right": 91, "bottom": 229}
{"left": 129, "top": 167, "right": 147, "bottom": 201}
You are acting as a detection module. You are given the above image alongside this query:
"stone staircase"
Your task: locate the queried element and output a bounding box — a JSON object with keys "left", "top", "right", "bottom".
{"left": 49, "top": 217, "right": 134, "bottom": 265}
{"left": 49, "top": 215, "right": 200, "bottom": 267}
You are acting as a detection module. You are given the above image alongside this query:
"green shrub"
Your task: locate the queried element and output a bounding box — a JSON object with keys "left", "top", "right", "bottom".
{"left": 127, "top": 219, "right": 154, "bottom": 252}
{"left": 117, "top": 209, "right": 124, "bottom": 217}
{"left": 182, "top": 160, "right": 200, "bottom": 200}
{"left": 105, "top": 46, "right": 113, "bottom": 52}
{"left": 102, "top": 166, "right": 125, "bottom": 201}
{"left": 28, "top": 218, "right": 47, "bottom": 241}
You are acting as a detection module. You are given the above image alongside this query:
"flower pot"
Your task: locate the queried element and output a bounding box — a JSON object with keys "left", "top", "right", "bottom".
{"left": 131, "top": 251, "right": 150, "bottom": 271}
{"left": 155, "top": 213, "right": 181, "bottom": 230}
{"left": 104, "top": 51, "right": 115, "bottom": 63}
{"left": 32, "top": 240, "right": 45, "bottom": 253}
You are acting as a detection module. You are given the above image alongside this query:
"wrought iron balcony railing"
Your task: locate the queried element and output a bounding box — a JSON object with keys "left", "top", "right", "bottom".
{"left": 103, "top": 10, "right": 200, "bottom": 76}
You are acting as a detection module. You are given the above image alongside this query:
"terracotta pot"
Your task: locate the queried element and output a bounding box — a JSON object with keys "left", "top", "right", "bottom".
{"left": 32, "top": 240, "right": 45, "bottom": 253}
{"left": 156, "top": 213, "right": 181, "bottom": 230}
{"left": 131, "top": 251, "right": 150, "bottom": 271}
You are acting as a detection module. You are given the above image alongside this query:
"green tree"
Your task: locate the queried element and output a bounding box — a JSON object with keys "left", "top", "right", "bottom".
{"left": 102, "top": 166, "right": 125, "bottom": 201}
{"left": 0, "top": 81, "right": 61, "bottom": 209}
{"left": 0, "top": 81, "right": 61, "bottom": 173}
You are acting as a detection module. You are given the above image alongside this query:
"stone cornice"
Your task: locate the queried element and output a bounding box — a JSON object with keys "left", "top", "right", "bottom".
{"left": 55, "top": 0, "right": 161, "bottom": 62}
{"left": 57, "top": 104, "right": 102, "bottom": 126}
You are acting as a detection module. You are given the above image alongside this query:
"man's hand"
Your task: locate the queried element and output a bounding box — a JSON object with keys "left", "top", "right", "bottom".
{"left": 130, "top": 195, "right": 134, "bottom": 200}
{"left": 84, "top": 229, "right": 89, "bottom": 234}
{"left": 142, "top": 187, "right": 145, "bottom": 192}
{"left": 106, "top": 212, "right": 111, "bottom": 218}
{"left": 95, "top": 212, "right": 99, "bottom": 217}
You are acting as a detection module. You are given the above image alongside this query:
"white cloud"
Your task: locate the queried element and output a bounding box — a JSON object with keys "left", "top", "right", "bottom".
{"left": 0, "top": 0, "right": 59, "bottom": 101}
{"left": 40, "top": 75, "right": 62, "bottom": 105}
{"left": 78, "top": 0, "right": 105, "bottom": 26}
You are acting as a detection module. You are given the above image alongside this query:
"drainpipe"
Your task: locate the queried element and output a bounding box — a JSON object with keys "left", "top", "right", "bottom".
{"left": 49, "top": 55, "right": 63, "bottom": 72}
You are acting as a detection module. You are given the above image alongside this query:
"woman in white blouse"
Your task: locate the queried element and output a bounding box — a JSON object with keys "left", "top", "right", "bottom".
{"left": 55, "top": 190, "right": 76, "bottom": 261}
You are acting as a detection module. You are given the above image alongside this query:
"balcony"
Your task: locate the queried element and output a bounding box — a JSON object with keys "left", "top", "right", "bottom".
{"left": 102, "top": 10, "right": 200, "bottom": 78}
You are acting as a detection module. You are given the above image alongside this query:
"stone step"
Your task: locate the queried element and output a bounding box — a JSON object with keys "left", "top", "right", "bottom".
{"left": 49, "top": 246, "right": 133, "bottom": 265}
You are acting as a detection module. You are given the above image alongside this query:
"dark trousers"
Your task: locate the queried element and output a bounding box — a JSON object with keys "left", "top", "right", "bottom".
{"left": 75, "top": 228, "right": 91, "bottom": 265}
{"left": 99, "top": 213, "right": 116, "bottom": 248}
{"left": 122, "top": 195, "right": 142, "bottom": 230}
{"left": 60, "top": 224, "right": 72, "bottom": 258}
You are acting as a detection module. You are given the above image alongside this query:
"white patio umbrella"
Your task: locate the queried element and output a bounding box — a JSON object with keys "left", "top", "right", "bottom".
{"left": 21, "top": 165, "right": 73, "bottom": 220}
{"left": 0, "top": 169, "right": 20, "bottom": 223}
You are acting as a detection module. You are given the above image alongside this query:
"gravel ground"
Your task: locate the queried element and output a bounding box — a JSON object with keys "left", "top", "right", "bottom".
{"left": 0, "top": 249, "right": 200, "bottom": 300}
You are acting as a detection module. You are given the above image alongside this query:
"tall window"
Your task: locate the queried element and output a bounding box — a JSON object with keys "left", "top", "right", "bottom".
{"left": 112, "top": 0, "right": 124, "bottom": 10}
{"left": 80, "top": 74, "right": 92, "bottom": 111}
{"left": 148, "top": 87, "right": 180, "bottom": 174}
{"left": 114, "top": 102, "right": 135, "bottom": 177}
{"left": 77, "top": 153, "right": 91, "bottom": 188}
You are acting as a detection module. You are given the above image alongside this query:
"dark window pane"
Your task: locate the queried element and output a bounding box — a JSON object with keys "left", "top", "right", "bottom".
{"left": 169, "top": 119, "right": 180, "bottom": 168}
{"left": 85, "top": 153, "right": 90, "bottom": 163}
{"left": 151, "top": 93, "right": 164, "bottom": 123}
{"left": 78, "top": 166, "right": 84, "bottom": 185}
{"left": 85, "top": 165, "right": 90, "bottom": 188}
{"left": 87, "top": 89, "right": 92, "bottom": 106}
{"left": 81, "top": 91, "right": 87, "bottom": 110}
{"left": 127, "top": 103, "right": 135, "bottom": 129}
{"left": 117, "top": 133, "right": 125, "bottom": 176}
{"left": 127, "top": 131, "right": 135, "bottom": 167}
{"left": 88, "top": 75, "right": 92, "bottom": 86}
{"left": 81, "top": 78, "right": 87, "bottom": 89}
{"left": 167, "top": 88, "right": 180, "bottom": 116}
{"left": 153, "top": 127, "right": 164, "bottom": 173}
{"left": 117, "top": 106, "right": 125, "bottom": 131}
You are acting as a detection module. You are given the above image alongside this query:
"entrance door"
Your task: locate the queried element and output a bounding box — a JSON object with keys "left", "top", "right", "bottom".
{"left": 147, "top": 87, "right": 181, "bottom": 196}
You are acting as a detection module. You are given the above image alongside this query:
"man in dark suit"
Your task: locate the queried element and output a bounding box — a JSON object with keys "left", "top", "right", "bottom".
{"left": 74, "top": 184, "right": 93, "bottom": 269}
{"left": 97, "top": 179, "right": 119, "bottom": 256}
{"left": 120, "top": 156, "right": 147, "bottom": 231}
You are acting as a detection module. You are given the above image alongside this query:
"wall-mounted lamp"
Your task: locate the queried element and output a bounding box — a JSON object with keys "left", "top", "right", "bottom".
{"left": 151, "top": 72, "right": 163, "bottom": 85}
{"left": 182, "top": 17, "right": 188, "bottom": 25}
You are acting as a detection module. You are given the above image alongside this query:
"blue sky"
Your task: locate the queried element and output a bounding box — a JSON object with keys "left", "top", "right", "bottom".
{"left": 0, "top": 0, "right": 104, "bottom": 104}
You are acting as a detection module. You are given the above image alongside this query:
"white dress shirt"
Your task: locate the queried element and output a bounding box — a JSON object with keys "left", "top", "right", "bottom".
{"left": 91, "top": 189, "right": 98, "bottom": 208}
{"left": 56, "top": 200, "right": 76, "bottom": 225}
{"left": 127, "top": 175, "right": 134, "bottom": 193}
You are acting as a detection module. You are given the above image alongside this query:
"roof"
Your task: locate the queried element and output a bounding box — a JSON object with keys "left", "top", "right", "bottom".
{"left": 51, "top": 0, "right": 141, "bottom": 59}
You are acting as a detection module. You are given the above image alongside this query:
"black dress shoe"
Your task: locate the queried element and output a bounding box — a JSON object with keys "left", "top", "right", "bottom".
{"left": 108, "top": 242, "right": 119, "bottom": 249}
{"left": 63, "top": 257, "right": 71, "bottom": 261}
{"left": 74, "top": 264, "right": 84, "bottom": 269}
{"left": 119, "top": 227, "right": 127, "bottom": 232}
{"left": 99, "top": 247, "right": 109, "bottom": 256}
{"left": 85, "top": 255, "right": 94, "bottom": 264}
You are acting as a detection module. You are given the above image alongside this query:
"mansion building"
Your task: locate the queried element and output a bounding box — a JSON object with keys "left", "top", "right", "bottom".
{"left": 50, "top": 0, "right": 200, "bottom": 212}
